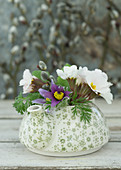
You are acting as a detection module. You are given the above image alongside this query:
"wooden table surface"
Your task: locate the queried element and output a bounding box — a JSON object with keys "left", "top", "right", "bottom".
{"left": 0, "top": 100, "right": 121, "bottom": 170}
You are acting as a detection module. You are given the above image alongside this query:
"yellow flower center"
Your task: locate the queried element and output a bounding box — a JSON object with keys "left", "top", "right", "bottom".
{"left": 46, "top": 98, "right": 50, "bottom": 101}
{"left": 90, "top": 82, "right": 96, "bottom": 90}
{"left": 54, "top": 91, "right": 64, "bottom": 100}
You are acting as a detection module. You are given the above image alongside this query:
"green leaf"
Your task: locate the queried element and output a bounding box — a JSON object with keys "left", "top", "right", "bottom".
{"left": 13, "top": 92, "right": 42, "bottom": 115}
{"left": 72, "top": 91, "right": 78, "bottom": 100}
{"left": 45, "top": 105, "right": 51, "bottom": 111}
{"left": 27, "top": 92, "right": 42, "bottom": 101}
{"left": 71, "top": 97, "right": 92, "bottom": 123}
{"left": 13, "top": 93, "right": 26, "bottom": 115}
{"left": 32, "top": 70, "right": 42, "bottom": 79}
{"left": 56, "top": 98, "right": 68, "bottom": 109}
{"left": 45, "top": 100, "right": 51, "bottom": 105}
{"left": 56, "top": 76, "right": 71, "bottom": 91}
{"left": 32, "top": 70, "right": 50, "bottom": 83}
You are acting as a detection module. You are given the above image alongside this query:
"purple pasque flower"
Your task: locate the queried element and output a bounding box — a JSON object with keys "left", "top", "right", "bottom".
{"left": 33, "top": 81, "right": 71, "bottom": 107}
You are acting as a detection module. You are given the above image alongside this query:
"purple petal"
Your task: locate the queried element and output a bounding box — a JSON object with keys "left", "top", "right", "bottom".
{"left": 51, "top": 98, "right": 60, "bottom": 107}
{"left": 39, "top": 88, "right": 53, "bottom": 99}
{"left": 51, "top": 80, "right": 59, "bottom": 93}
{"left": 51, "top": 80, "right": 64, "bottom": 93}
{"left": 58, "top": 86, "right": 64, "bottom": 93}
{"left": 32, "top": 98, "right": 46, "bottom": 104}
{"left": 64, "top": 91, "right": 71, "bottom": 97}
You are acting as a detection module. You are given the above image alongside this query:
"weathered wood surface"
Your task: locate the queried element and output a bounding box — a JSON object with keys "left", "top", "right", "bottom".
{"left": 0, "top": 100, "right": 121, "bottom": 170}
{"left": 0, "top": 142, "right": 121, "bottom": 169}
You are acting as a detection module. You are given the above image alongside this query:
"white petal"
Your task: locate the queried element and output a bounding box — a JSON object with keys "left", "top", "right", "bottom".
{"left": 56, "top": 69, "right": 67, "bottom": 79}
{"left": 19, "top": 69, "right": 33, "bottom": 93}
{"left": 19, "top": 79, "right": 25, "bottom": 86}
{"left": 101, "top": 92, "right": 113, "bottom": 104}
{"left": 86, "top": 69, "right": 113, "bottom": 94}
{"left": 76, "top": 67, "right": 88, "bottom": 85}
{"left": 56, "top": 65, "right": 78, "bottom": 79}
{"left": 23, "top": 85, "right": 32, "bottom": 94}
{"left": 23, "top": 69, "right": 32, "bottom": 81}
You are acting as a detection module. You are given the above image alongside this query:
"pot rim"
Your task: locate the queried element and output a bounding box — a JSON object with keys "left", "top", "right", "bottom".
{"left": 27, "top": 105, "right": 42, "bottom": 113}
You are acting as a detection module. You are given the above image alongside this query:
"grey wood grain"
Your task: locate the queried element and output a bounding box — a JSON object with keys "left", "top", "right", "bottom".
{"left": 0, "top": 100, "right": 121, "bottom": 118}
{"left": 0, "top": 142, "right": 121, "bottom": 169}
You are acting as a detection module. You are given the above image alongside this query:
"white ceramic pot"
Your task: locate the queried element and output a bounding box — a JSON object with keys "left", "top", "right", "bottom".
{"left": 19, "top": 103, "right": 109, "bottom": 156}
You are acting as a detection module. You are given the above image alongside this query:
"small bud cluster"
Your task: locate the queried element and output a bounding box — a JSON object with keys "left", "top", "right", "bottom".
{"left": 37, "top": 61, "right": 56, "bottom": 90}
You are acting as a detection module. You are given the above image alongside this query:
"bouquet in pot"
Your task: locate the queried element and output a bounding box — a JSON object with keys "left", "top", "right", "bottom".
{"left": 13, "top": 61, "right": 113, "bottom": 156}
{"left": 13, "top": 61, "right": 113, "bottom": 123}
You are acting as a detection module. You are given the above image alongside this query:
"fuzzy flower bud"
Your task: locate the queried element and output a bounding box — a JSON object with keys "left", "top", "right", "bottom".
{"left": 9, "top": 26, "right": 17, "bottom": 35}
{"left": 41, "top": 71, "right": 51, "bottom": 82}
{"left": 19, "top": 3, "right": 26, "bottom": 14}
{"left": 39, "top": 61, "right": 47, "bottom": 70}
{"left": 22, "top": 42, "right": 29, "bottom": 52}
{"left": 49, "top": 75, "right": 56, "bottom": 83}
{"left": 13, "top": 17, "right": 19, "bottom": 26}
{"left": 3, "top": 74, "right": 10, "bottom": 82}
{"left": 0, "top": 94, "right": 6, "bottom": 100}
{"left": 7, "top": 87, "right": 14, "bottom": 94}
{"left": 112, "top": 10, "right": 119, "bottom": 18}
{"left": 14, "top": 0, "right": 20, "bottom": 4}
{"left": 46, "top": 52, "right": 51, "bottom": 58}
{"left": 41, "top": 4, "right": 48, "bottom": 12}
{"left": 36, "top": 8, "right": 43, "bottom": 18}
{"left": 42, "top": 83, "right": 50, "bottom": 90}
{"left": 19, "top": 16, "right": 26, "bottom": 24}
{"left": 8, "top": 34, "right": 13, "bottom": 43}
{"left": 14, "top": 0, "right": 20, "bottom": 7}
{"left": 11, "top": 45, "right": 19, "bottom": 55}
{"left": 8, "top": 0, "right": 14, "bottom": 2}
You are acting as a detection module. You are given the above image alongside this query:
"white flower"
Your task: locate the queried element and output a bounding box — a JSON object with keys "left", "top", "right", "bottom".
{"left": 56, "top": 65, "right": 78, "bottom": 79}
{"left": 85, "top": 69, "right": 113, "bottom": 104}
{"left": 76, "top": 66, "right": 88, "bottom": 85}
{"left": 19, "top": 69, "right": 35, "bottom": 94}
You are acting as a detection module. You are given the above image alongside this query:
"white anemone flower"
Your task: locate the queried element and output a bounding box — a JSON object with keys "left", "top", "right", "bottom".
{"left": 85, "top": 69, "right": 113, "bottom": 104}
{"left": 76, "top": 66, "right": 88, "bottom": 85}
{"left": 56, "top": 65, "right": 78, "bottom": 79}
{"left": 19, "top": 69, "right": 35, "bottom": 94}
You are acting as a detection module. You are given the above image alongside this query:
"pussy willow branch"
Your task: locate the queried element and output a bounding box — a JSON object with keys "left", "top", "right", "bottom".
{"left": 107, "top": 0, "right": 121, "bottom": 15}
{"left": 99, "top": 14, "right": 111, "bottom": 69}
{"left": 2, "top": 0, "right": 121, "bottom": 99}
{"left": 109, "top": 48, "right": 121, "bottom": 65}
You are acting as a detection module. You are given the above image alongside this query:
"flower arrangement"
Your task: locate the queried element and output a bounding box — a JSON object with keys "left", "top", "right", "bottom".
{"left": 13, "top": 61, "right": 113, "bottom": 123}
